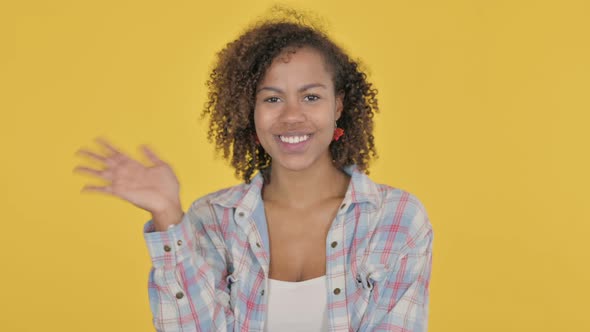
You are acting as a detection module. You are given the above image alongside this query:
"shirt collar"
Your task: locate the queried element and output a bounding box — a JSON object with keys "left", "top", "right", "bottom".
{"left": 208, "top": 164, "right": 381, "bottom": 212}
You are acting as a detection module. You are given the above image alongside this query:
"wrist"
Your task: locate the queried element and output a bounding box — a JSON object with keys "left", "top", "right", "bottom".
{"left": 152, "top": 205, "right": 184, "bottom": 232}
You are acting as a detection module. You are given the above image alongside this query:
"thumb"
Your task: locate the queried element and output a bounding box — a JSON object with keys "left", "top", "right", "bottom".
{"left": 141, "top": 145, "right": 163, "bottom": 165}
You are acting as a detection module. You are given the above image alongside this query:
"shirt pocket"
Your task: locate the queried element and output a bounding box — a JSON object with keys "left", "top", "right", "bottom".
{"left": 352, "top": 262, "right": 390, "bottom": 325}
{"left": 356, "top": 262, "right": 389, "bottom": 290}
{"left": 226, "top": 273, "right": 241, "bottom": 321}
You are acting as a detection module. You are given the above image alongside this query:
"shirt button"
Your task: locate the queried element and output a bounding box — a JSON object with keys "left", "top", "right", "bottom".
{"left": 333, "top": 288, "right": 341, "bottom": 295}
{"left": 238, "top": 212, "right": 245, "bottom": 217}
{"left": 260, "top": 289, "right": 265, "bottom": 296}
{"left": 175, "top": 291, "right": 184, "bottom": 299}
{"left": 340, "top": 203, "right": 346, "bottom": 210}
{"left": 331, "top": 241, "right": 338, "bottom": 248}
{"left": 256, "top": 242, "right": 261, "bottom": 248}
{"left": 163, "top": 245, "right": 171, "bottom": 252}
{"left": 177, "top": 240, "right": 183, "bottom": 246}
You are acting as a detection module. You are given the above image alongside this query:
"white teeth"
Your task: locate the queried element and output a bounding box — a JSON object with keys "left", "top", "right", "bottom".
{"left": 280, "top": 134, "right": 309, "bottom": 144}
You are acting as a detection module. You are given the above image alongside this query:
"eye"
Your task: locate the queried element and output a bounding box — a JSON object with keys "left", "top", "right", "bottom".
{"left": 304, "top": 94, "right": 320, "bottom": 102}
{"left": 264, "top": 96, "right": 281, "bottom": 103}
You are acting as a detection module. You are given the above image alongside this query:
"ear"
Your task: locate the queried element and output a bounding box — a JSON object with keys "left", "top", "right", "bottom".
{"left": 335, "top": 91, "right": 344, "bottom": 121}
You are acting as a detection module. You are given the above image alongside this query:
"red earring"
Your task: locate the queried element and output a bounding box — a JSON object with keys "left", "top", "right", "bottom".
{"left": 333, "top": 122, "right": 344, "bottom": 141}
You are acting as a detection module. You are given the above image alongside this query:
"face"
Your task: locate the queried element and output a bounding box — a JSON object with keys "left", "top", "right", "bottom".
{"left": 254, "top": 46, "right": 343, "bottom": 173}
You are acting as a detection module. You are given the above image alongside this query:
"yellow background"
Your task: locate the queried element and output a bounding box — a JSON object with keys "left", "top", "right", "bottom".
{"left": 1, "top": 0, "right": 589, "bottom": 331}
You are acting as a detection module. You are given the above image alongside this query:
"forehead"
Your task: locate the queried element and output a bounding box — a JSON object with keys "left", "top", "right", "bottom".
{"left": 259, "top": 46, "right": 333, "bottom": 86}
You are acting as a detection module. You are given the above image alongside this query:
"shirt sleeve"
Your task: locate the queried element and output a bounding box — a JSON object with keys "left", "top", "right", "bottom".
{"left": 143, "top": 200, "right": 234, "bottom": 332}
{"left": 360, "top": 201, "right": 434, "bottom": 332}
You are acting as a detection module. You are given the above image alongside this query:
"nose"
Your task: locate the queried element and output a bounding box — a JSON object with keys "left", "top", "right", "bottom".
{"left": 279, "top": 99, "right": 306, "bottom": 124}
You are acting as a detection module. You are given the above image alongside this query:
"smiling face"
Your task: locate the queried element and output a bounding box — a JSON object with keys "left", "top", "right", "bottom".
{"left": 254, "top": 46, "right": 344, "bottom": 173}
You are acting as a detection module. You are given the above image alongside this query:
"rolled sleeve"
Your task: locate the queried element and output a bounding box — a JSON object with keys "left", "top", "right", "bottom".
{"left": 142, "top": 200, "right": 235, "bottom": 331}
{"left": 143, "top": 213, "right": 195, "bottom": 269}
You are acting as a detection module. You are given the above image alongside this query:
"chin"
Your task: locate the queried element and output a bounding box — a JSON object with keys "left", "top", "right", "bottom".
{"left": 273, "top": 155, "right": 318, "bottom": 173}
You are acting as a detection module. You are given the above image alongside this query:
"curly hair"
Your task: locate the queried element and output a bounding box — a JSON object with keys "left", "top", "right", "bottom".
{"left": 201, "top": 9, "right": 379, "bottom": 184}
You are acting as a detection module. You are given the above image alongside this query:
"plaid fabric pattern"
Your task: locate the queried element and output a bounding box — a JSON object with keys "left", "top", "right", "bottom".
{"left": 144, "top": 165, "right": 434, "bottom": 332}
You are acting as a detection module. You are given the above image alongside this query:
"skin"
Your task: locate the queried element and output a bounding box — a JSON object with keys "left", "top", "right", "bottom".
{"left": 254, "top": 46, "right": 351, "bottom": 282}
{"left": 73, "top": 46, "right": 353, "bottom": 279}
{"left": 73, "top": 138, "right": 185, "bottom": 231}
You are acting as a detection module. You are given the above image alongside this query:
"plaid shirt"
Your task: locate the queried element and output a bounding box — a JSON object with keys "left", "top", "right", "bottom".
{"left": 143, "top": 165, "right": 434, "bottom": 332}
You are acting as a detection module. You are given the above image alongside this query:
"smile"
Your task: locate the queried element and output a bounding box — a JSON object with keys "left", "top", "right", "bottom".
{"left": 279, "top": 134, "right": 310, "bottom": 144}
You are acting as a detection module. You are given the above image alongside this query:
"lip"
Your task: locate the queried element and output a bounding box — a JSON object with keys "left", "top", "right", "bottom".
{"left": 274, "top": 133, "right": 313, "bottom": 153}
{"left": 277, "top": 131, "right": 312, "bottom": 136}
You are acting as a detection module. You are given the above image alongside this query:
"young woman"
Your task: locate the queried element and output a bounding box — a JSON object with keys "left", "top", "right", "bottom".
{"left": 75, "top": 14, "right": 433, "bottom": 332}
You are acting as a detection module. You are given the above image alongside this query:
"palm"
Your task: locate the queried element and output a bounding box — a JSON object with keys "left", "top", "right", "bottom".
{"left": 74, "top": 137, "right": 181, "bottom": 214}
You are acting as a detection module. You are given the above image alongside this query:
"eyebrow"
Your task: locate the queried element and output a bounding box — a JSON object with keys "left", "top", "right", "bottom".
{"left": 256, "top": 83, "right": 328, "bottom": 94}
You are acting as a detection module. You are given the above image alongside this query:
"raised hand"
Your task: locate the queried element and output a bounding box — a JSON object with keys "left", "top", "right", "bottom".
{"left": 74, "top": 137, "right": 184, "bottom": 230}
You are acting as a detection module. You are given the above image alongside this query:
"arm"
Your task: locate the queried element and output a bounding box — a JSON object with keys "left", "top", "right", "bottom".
{"left": 360, "top": 202, "right": 434, "bottom": 332}
{"left": 143, "top": 200, "right": 234, "bottom": 332}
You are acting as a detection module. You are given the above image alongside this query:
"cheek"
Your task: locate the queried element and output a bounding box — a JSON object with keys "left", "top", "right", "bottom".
{"left": 253, "top": 109, "right": 260, "bottom": 130}
{"left": 311, "top": 112, "right": 336, "bottom": 130}
{"left": 253, "top": 108, "right": 273, "bottom": 132}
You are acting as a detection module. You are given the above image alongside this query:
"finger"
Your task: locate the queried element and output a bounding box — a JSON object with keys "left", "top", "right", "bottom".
{"left": 141, "top": 145, "right": 163, "bottom": 165}
{"left": 80, "top": 184, "right": 112, "bottom": 194}
{"left": 94, "top": 137, "right": 131, "bottom": 165}
{"left": 75, "top": 149, "right": 107, "bottom": 163}
{"left": 95, "top": 137, "right": 123, "bottom": 156}
{"left": 73, "top": 166, "right": 112, "bottom": 180}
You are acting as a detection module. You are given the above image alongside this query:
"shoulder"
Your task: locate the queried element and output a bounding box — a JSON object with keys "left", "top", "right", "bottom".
{"left": 378, "top": 184, "right": 430, "bottom": 222}
{"left": 186, "top": 182, "right": 250, "bottom": 218}
{"left": 371, "top": 182, "right": 433, "bottom": 253}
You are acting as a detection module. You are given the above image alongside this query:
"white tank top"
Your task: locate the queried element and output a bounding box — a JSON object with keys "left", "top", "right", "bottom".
{"left": 264, "top": 275, "right": 329, "bottom": 332}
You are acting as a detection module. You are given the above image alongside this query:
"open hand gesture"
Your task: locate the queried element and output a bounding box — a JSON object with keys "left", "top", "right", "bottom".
{"left": 73, "top": 137, "right": 182, "bottom": 219}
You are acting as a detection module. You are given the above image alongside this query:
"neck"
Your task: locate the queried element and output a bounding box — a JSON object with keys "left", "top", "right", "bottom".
{"left": 262, "top": 154, "right": 350, "bottom": 209}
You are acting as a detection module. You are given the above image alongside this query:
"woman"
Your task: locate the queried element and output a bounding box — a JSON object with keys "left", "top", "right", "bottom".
{"left": 74, "top": 13, "right": 433, "bottom": 332}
